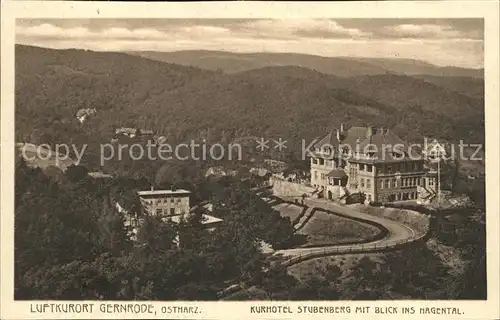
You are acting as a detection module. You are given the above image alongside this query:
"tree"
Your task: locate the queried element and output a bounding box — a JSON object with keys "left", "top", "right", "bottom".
{"left": 65, "top": 164, "right": 89, "bottom": 182}
{"left": 136, "top": 216, "right": 178, "bottom": 255}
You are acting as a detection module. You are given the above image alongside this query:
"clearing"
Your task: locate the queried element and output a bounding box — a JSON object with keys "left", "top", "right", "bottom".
{"left": 273, "top": 202, "right": 305, "bottom": 223}
{"left": 297, "top": 210, "right": 381, "bottom": 247}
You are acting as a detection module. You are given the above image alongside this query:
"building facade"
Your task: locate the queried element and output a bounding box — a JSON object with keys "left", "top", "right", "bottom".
{"left": 136, "top": 187, "right": 223, "bottom": 232}
{"left": 138, "top": 188, "right": 191, "bottom": 217}
{"left": 310, "top": 125, "right": 437, "bottom": 203}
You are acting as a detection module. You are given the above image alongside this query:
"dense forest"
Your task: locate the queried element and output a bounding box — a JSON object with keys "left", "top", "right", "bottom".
{"left": 16, "top": 45, "right": 485, "bottom": 175}
{"left": 15, "top": 158, "right": 297, "bottom": 300}
{"left": 15, "top": 158, "right": 486, "bottom": 300}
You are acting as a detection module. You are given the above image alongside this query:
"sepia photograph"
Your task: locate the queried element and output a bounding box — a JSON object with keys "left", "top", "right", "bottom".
{"left": 1, "top": 1, "right": 499, "bottom": 319}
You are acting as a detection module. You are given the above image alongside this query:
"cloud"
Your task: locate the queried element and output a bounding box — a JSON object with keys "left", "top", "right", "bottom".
{"left": 236, "top": 19, "right": 372, "bottom": 39}
{"left": 380, "top": 22, "right": 483, "bottom": 40}
{"left": 15, "top": 19, "right": 484, "bottom": 69}
{"left": 20, "top": 23, "right": 89, "bottom": 39}
{"left": 16, "top": 23, "right": 232, "bottom": 42}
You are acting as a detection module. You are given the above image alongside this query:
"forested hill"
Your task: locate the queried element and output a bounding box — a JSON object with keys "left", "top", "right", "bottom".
{"left": 16, "top": 45, "right": 484, "bottom": 164}
{"left": 127, "top": 50, "right": 484, "bottom": 79}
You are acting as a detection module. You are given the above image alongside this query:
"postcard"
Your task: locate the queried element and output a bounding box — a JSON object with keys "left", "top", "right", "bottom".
{"left": 1, "top": 1, "right": 499, "bottom": 319}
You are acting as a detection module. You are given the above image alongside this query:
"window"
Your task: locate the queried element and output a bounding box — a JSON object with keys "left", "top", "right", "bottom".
{"left": 387, "top": 165, "right": 392, "bottom": 173}
{"left": 156, "top": 208, "right": 163, "bottom": 215}
{"left": 314, "top": 171, "right": 318, "bottom": 180}
{"left": 312, "top": 158, "right": 318, "bottom": 164}
{"left": 392, "top": 179, "right": 397, "bottom": 188}
{"left": 378, "top": 180, "right": 383, "bottom": 189}
{"left": 177, "top": 198, "right": 181, "bottom": 203}
{"left": 318, "top": 158, "right": 325, "bottom": 165}
{"left": 170, "top": 198, "right": 175, "bottom": 203}
{"left": 321, "top": 173, "right": 325, "bottom": 180}
{"left": 367, "top": 164, "right": 373, "bottom": 173}
{"left": 366, "top": 179, "right": 371, "bottom": 189}
{"left": 361, "top": 178, "right": 365, "bottom": 188}
{"left": 384, "top": 179, "right": 390, "bottom": 189}
{"left": 170, "top": 208, "right": 176, "bottom": 215}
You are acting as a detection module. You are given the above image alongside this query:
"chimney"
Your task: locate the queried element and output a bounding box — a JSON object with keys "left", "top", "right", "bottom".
{"left": 336, "top": 129, "right": 340, "bottom": 141}
{"left": 151, "top": 186, "right": 154, "bottom": 192}
{"left": 340, "top": 123, "right": 344, "bottom": 132}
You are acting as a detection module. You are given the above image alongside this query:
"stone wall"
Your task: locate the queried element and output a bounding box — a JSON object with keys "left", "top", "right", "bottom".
{"left": 270, "top": 176, "right": 316, "bottom": 197}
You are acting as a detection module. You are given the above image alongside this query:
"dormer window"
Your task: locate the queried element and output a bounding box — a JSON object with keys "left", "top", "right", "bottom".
{"left": 323, "top": 147, "right": 331, "bottom": 155}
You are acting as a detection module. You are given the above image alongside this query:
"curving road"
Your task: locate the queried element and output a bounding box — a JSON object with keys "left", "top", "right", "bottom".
{"left": 219, "top": 192, "right": 426, "bottom": 298}
{"left": 272, "top": 198, "right": 423, "bottom": 263}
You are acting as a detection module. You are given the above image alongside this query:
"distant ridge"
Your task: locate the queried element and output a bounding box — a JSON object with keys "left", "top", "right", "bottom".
{"left": 126, "top": 50, "right": 484, "bottom": 79}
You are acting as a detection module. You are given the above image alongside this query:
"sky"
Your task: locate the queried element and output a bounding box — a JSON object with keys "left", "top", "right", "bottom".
{"left": 16, "top": 18, "right": 484, "bottom": 69}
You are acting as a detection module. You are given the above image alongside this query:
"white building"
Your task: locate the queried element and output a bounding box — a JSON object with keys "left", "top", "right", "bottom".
{"left": 138, "top": 188, "right": 191, "bottom": 217}
{"left": 137, "top": 187, "right": 223, "bottom": 233}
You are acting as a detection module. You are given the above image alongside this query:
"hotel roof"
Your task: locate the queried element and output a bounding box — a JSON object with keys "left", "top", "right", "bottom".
{"left": 313, "top": 126, "right": 368, "bottom": 150}
{"left": 357, "top": 129, "right": 421, "bottom": 162}
{"left": 137, "top": 189, "right": 191, "bottom": 196}
{"left": 313, "top": 125, "right": 422, "bottom": 163}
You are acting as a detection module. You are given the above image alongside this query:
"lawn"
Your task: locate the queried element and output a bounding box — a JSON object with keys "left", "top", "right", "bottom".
{"left": 298, "top": 210, "right": 380, "bottom": 247}
{"left": 349, "top": 204, "right": 429, "bottom": 237}
{"left": 273, "top": 202, "right": 305, "bottom": 222}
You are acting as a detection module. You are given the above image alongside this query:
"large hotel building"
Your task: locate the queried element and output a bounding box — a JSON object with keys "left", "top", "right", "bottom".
{"left": 310, "top": 125, "right": 437, "bottom": 203}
